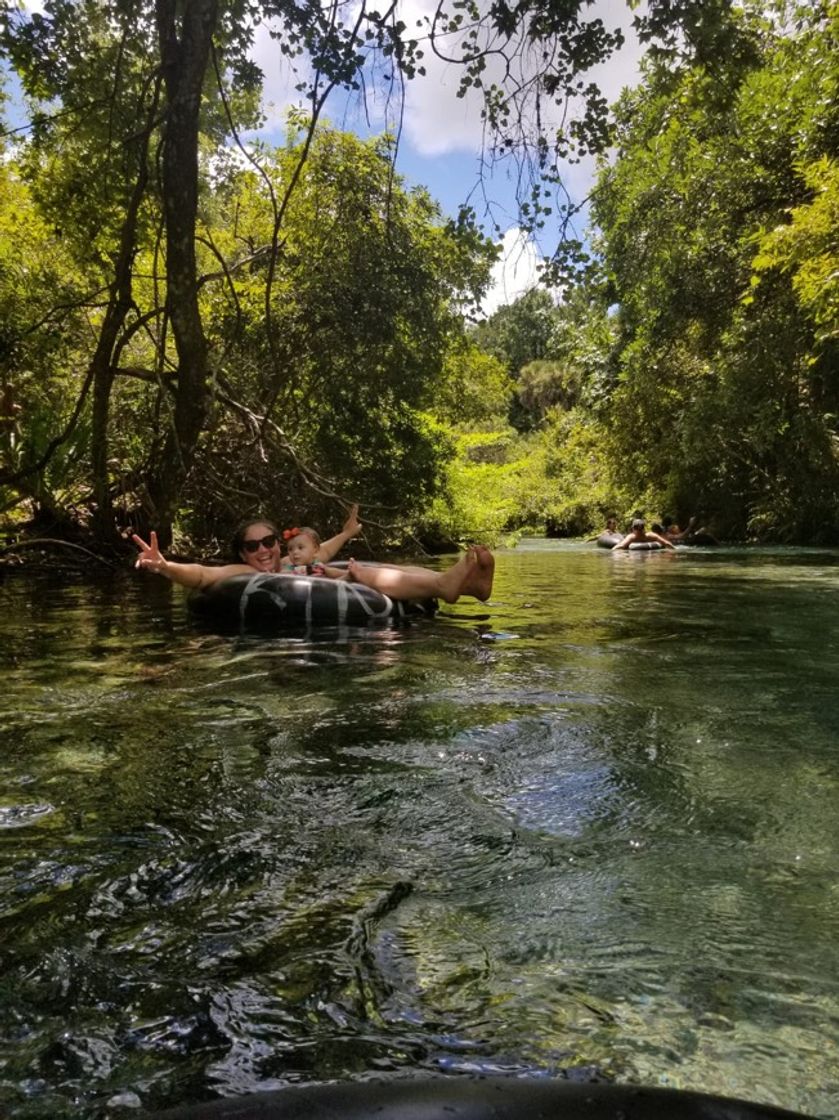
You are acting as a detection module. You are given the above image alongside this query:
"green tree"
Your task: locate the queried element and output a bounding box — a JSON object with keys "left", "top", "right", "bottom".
{"left": 0, "top": 0, "right": 760, "bottom": 544}
{"left": 752, "top": 155, "right": 839, "bottom": 347}
{"left": 590, "top": 0, "right": 839, "bottom": 540}
{"left": 171, "top": 125, "right": 497, "bottom": 543}
{"left": 472, "top": 288, "right": 556, "bottom": 375}
{"left": 0, "top": 160, "right": 93, "bottom": 522}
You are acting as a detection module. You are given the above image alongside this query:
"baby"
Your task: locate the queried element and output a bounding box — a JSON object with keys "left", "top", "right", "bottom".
{"left": 280, "top": 527, "right": 350, "bottom": 580}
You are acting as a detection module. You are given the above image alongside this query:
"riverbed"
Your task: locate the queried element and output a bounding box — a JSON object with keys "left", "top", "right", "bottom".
{"left": 1, "top": 542, "right": 837, "bottom": 1118}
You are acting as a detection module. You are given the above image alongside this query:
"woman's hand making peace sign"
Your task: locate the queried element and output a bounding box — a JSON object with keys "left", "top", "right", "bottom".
{"left": 131, "top": 531, "right": 169, "bottom": 575}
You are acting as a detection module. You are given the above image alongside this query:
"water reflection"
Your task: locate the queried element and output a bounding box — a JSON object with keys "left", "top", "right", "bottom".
{"left": 0, "top": 548, "right": 838, "bottom": 1118}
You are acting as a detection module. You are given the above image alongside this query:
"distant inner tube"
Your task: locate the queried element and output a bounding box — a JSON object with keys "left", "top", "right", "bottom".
{"left": 596, "top": 532, "right": 623, "bottom": 548}
{"left": 188, "top": 572, "right": 436, "bottom": 632}
{"left": 628, "top": 541, "right": 663, "bottom": 551}
{"left": 149, "top": 1076, "right": 812, "bottom": 1119}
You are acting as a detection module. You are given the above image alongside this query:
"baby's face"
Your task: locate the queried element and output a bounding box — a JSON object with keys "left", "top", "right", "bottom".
{"left": 286, "top": 533, "right": 318, "bottom": 566}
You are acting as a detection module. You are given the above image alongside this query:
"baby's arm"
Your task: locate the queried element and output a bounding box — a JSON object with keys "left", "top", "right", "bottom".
{"left": 321, "top": 564, "right": 351, "bottom": 580}
{"left": 318, "top": 504, "right": 361, "bottom": 562}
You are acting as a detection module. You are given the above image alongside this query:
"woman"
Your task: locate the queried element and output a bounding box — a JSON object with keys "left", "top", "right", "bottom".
{"left": 133, "top": 507, "right": 494, "bottom": 603}
{"left": 132, "top": 506, "right": 361, "bottom": 589}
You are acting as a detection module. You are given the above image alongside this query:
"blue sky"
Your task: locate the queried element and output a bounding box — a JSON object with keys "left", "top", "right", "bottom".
{"left": 247, "top": 0, "right": 644, "bottom": 313}
{"left": 5, "top": 0, "right": 644, "bottom": 315}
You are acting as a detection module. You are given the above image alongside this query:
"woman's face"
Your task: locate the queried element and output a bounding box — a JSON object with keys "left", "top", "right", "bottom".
{"left": 239, "top": 522, "right": 281, "bottom": 572}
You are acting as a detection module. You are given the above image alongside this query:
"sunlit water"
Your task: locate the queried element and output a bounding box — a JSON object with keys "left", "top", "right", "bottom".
{"left": 1, "top": 542, "right": 837, "bottom": 1118}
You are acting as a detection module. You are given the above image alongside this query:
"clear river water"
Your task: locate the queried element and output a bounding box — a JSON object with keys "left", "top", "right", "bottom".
{"left": 1, "top": 541, "right": 837, "bottom": 1119}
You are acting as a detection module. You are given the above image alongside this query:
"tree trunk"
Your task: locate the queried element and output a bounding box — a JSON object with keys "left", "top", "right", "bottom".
{"left": 90, "top": 110, "right": 156, "bottom": 541}
{"left": 147, "top": 0, "right": 218, "bottom": 544}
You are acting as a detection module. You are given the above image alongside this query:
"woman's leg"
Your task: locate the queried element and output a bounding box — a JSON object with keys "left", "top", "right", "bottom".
{"left": 348, "top": 547, "right": 494, "bottom": 603}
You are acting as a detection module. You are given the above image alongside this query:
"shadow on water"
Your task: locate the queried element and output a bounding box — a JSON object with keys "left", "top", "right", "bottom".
{"left": 0, "top": 546, "right": 838, "bottom": 1118}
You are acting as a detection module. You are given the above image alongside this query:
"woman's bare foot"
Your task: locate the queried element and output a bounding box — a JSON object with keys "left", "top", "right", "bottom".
{"left": 436, "top": 547, "right": 493, "bottom": 603}
{"left": 460, "top": 545, "right": 494, "bottom": 601}
{"left": 433, "top": 548, "right": 475, "bottom": 603}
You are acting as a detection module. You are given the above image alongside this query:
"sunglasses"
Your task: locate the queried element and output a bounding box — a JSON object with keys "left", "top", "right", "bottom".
{"left": 241, "top": 533, "right": 278, "bottom": 553}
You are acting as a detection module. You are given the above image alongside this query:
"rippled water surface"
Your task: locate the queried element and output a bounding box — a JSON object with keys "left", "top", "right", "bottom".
{"left": 1, "top": 543, "right": 838, "bottom": 1118}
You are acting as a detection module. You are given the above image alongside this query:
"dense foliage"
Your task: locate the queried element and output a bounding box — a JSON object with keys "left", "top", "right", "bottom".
{"left": 185, "top": 127, "right": 497, "bottom": 544}
{"left": 0, "top": 117, "right": 496, "bottom": 547}
{"left": 1, "top": 0, "right": 660, "bottom": 549}
{"left": 1, "top": 0, "right": 837, "bottom": 550}
{"left": 592, "top": 0, "right": 839, "bottom": 540}
{"left": 436, "top": 1, "right": 839, "bottom": 545}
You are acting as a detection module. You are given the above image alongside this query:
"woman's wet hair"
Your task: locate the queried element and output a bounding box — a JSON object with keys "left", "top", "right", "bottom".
{"left": 231, "top": 518, "right": 280, "bottom": 560}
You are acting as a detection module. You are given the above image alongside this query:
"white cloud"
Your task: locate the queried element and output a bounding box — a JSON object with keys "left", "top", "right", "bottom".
{"left": 250, "top": 0, "right": 644, "bottom": 158}
{"left": 248, "top": 19, "right": 311, "bottom": 133}
{"left": 394, "top": 0, "right": 644, "bottom": 159}
{"left": 244, "top": 4, "right": 640, "bottom": 313}
{"left": 334, "top": 0, "right": 642, "bottom": 247}
{"left": 481, "top": 227, "right": 543, "bottom": 317}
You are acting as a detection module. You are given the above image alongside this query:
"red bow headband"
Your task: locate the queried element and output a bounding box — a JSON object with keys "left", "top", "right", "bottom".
{"left": 282, "top": 527, "right": 301, "bottom": 541}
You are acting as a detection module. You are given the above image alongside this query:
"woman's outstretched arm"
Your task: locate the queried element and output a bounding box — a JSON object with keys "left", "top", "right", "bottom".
{"left": 132, "top": 532, "right": 252, "bottom": 590}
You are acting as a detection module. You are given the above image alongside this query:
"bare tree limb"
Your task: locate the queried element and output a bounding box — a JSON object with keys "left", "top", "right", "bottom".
{"left": 0, "top": 537, "right": 119, "bottom": 568}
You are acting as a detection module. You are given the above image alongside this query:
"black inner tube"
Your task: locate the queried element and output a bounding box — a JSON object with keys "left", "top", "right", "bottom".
{"left": 188, "top": 572, "right": 436, "bottom": 632}
{"left": 148, "top": 1076, "right": 812, "bottom": 1119}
